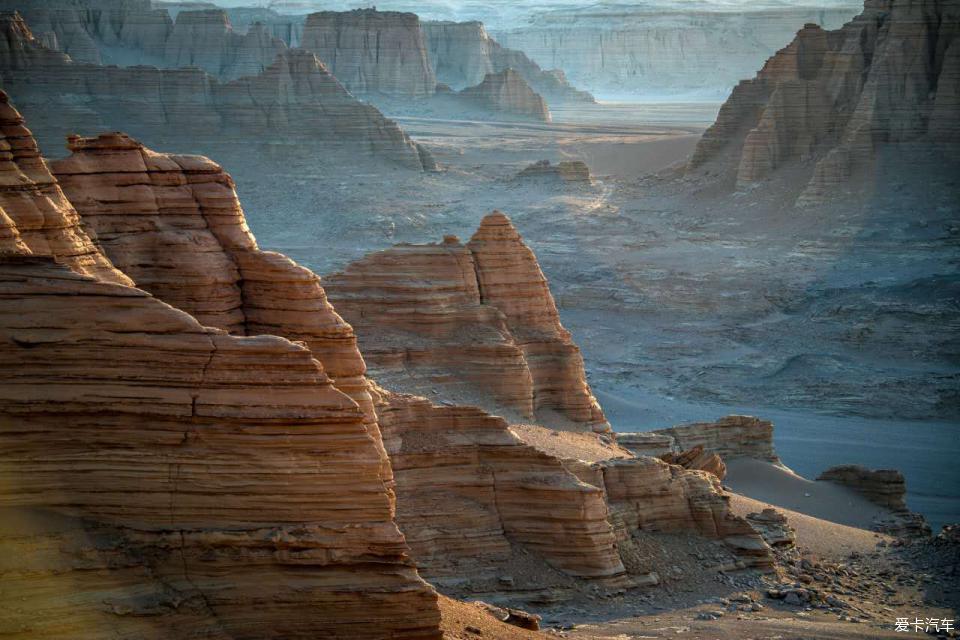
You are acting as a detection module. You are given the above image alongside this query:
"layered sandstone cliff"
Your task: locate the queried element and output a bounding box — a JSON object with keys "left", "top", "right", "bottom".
{"left": 422, "top": 20, "right": 594, "bottom": 103}
{"left": 459, "top": 69, "right": 551, "bottom": 122}
{"left": 0, "top": 94, "right": 443, "bottom": 639}
{"left": 301, "top": 9, "right": 436, "bottom": 98}
{"left": 0, "top": 12, "right": 433, "bottom": 169}
{"left": 325, "top": 212, "right": 606, "bottom": 432}
{"left": 689, "top": 0, "right": 960, "bottom": 203}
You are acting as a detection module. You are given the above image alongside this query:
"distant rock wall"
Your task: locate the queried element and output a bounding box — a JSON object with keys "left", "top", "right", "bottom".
{"left": 459, "top": 69, "right": 551, "bottom": 122}
{"left": 301, "top": 9, "right": 436, "bottom": 98}
{"left": 423, "top": 20, "right": 593, "bottom": 103}
{"left": 492, "top": 7, "right": 859, "bottom": 99}
{"left": 325, "top": 212, "right": 607, "bottom": 432}
{"left": 689, "top": 0, "right": 960, "bottom": 203}
{"left": 0, "top": 13, "right": 433, "bottom": 169}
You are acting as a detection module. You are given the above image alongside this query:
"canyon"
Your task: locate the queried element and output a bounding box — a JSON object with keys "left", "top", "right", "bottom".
{"left": 0, "top": 0, "right": 957, "bottom": 637}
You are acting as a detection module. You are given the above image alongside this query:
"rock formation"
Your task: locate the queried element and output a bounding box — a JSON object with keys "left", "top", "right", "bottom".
{"left": 300, "top": 9, "right": 436, "bottom": 98}
{"left": 660, "top": 445, "right": 727, "bottom": 480}
{"left": 689, "top": 0, "right": 960, "bottom": 203}
{"left": 459, "top": 69, "right": 551, "bottom": 122}
{"left": 0, "top": 93, "right": 444, "bottom": 639}
{"left": 422, "top": 20, "right": 594, "bottom": 103}
{"left": 5, "top": 1, "right": 285, "bottom": 81}
{"left": 746, "top": 508, "right": 797, "bottom": 548}
{"left": 0, "top": 91, "right": 127, "bottom": 285}
{"left": 620, "top": 415, "right": 781, "bottom": 464}
{"left": 517, "top": 159, "right": 591, "bottom": 182}
{"left": 0, "top": 12, "right": 433, "bottom": 169}
{"left": 162, "top": 9, "right": 286, "bottom": 80}
{"left": 325, "top": 212, "right": 607, "bottom": 432}
{"left": 227, "top": 7, "right": 305, "bottom": 48}
{"left": 818, "top": 465, "right": 932, "bottom": 538}
{"left": 491, "top": 5, "right": 859, "bottom": 99}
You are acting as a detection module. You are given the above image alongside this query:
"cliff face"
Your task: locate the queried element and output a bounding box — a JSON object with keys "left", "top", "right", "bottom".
{"left": 689, "top": 0, "right": 960, "bottom": 203}
{"left": 301, "top": 9, "right": 436, "bottom": 98}
{"left": 0, "top": 91, "right": 128, "bottom": 285}
{"left": 492, "top": 6, "right": 859, "bottom": 99}
{"left": 0, "top": 13, "right": 433, "bottom": 169}
{"left": 5, "top": 1, "right": 285, "bottom": 81}
{"left": 459, "top": 69, "right": 551, "bottom": 122}
{"left": 325, "top": 212, "right": 607, "bottom": 433}
{"left": 0, "top": 94, "right": 443, "bottom": 640}
{"left": 422, "top": 20, "right": 594, "bottom": 103}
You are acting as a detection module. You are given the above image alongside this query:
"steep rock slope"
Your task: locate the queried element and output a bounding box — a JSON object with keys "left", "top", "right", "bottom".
{"left": 0, "top": 95, "right": 443, "bottom": 640}
{"left": 689, "top": 0, "right": 960, "bottom": 203}
{"left": 422, "top": 20, "right": 593, "bottom": 103}
{"left": 0, "top": 13, "right": 432, "bottom": 169}
{"left": 459, "top": 69, "right": 551, "bottom": 122}
{"left": 325, "top": 212, "right": 607, "bottom": 432}
{"left": 301, "top": 9, "right": 436, "bottom": 98}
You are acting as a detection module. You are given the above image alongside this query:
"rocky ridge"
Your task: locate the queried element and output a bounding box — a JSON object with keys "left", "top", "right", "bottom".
{"left": 619, "top": 415, "right": 781, "bottom": 464}
{"left": 0, "top": 93, "right": 444, "bottom": 639}
{"left": 689, "top": 0, "right": 960, "bottom": 204}
{"left": 325, "top": 212, "right": 606, "bottom": 432}
{"left": 459, "top": 69, "right": 551, "bottom": 122}
{"left": 0, "top": 12, "right": 433, "bottom": 169}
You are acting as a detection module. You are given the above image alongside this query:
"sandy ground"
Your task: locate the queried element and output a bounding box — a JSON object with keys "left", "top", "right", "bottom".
{"left": 724, "top": 458, "right": 895, "bottom": 530}
{"left": 509, "top": 424, "right": 633, "bottom": 462}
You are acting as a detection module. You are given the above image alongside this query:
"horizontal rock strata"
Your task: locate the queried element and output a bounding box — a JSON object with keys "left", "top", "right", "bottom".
{"left": 0, "top": 96, "right": 443, "bottom": 639}
{"left": 301, "top": 9, "right": 436, "bottom": 98}
{"left": 0, "top": 12, "right": 433, "bottom": 169}
{"left": 619, "top": 415, "right": 780, "bottom": 464}
{"left": 459, "top": 69, "right": 551, "bottom": 122}
{"left": 517, "top": 159, "right": 591, "bottom": 182}
{"left": 325, "top": 211, "right": 607, "bottom": 432}
{"left": 689, "top": 0, "right": 960, "bottom": 203}
{"left": 817, "top": 465, "right": 932, "bottom": 538}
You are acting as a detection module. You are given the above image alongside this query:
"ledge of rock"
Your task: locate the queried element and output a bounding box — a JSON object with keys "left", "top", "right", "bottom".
{"left": 619, "top": 415, "right": 780, "bottom": 464}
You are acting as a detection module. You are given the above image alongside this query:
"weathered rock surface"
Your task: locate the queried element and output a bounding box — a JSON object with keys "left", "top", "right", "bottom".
{"left": 0, "top": 90, "right": 128, "bottom": 285}
{"left": 325, "top": 211, "right": 607, "bottom": 432}
{"left": 620, "top": 415, "right": 780, "bottom": 464}
{"left": 6, "top": 1, "right": 284, "bottom": 81}
{"left": 746, "top": 508, "right": 797, "bottom": 548}
{"left": 0, "top": 97, "right": 443, "bottom": 639}
{"left": 301, "top": 9, "right": 436, "bottom": 98}
{"left": 689, "top": 0, "right": 960, "bottom": 203}
{"left": 660, "top": 445, "right": 727, "bottom": 480}
{"left": 459, "top": 69, "right": 551, "bottom": 122}
{"left": 517, "top": 159, "right": 591, "bottom": 182}
{"left": 0, "top": 13, "right": 433, "bottom": 169}
{"left": 817, "top": 465, "right": 920, "bottom": 515}
{"left": 375, "top": 388, "right": 629, "bottom": 587}
{"left": 422, "top": 20, "right": 593, "bottom": 103}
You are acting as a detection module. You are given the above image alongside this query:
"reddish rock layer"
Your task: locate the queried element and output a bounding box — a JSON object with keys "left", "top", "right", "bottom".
{"left": 325, "top": 212, "right": 608, "bottom": 432}
{"left": 375, "top": 387, "right": 629, "bottom": 587}
{"left": 301, "top": 9, "right": 436, "bottom": 98}
{"left": 51, "top": 132, "right": 389, "bottom": 481}
{"left": 619, "top": 415, "right": 781, "bottom": 464}
{"left": 689, "top": 0, "right": 960, "bottom": 202}
{"left": 0, "top": 90, "right": 128, "bottom": 285}
{"left": 0, "top": 97, "right": 442, "bottom": 639}
{"left": 459, "top": 69, "right": 552, "bottom": 122}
